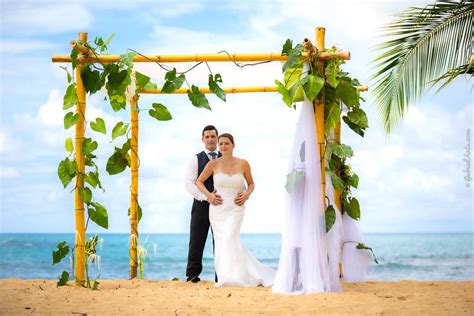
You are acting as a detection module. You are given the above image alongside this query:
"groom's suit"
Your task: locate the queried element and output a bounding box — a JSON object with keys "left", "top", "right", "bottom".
{"left": 185, "top": 150, "right": 220, "bottom": 282}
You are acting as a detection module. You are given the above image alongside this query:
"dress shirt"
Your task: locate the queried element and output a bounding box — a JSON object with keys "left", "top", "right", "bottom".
{"left": 184, "top": 149, "right": 218, "bottom": 201}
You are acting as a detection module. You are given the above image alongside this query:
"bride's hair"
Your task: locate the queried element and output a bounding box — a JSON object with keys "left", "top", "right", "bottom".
{"left": 218, "top": 133, "right": 234, "bottom": 145}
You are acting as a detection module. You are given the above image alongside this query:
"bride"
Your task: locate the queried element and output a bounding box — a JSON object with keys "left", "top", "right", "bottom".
{"left": 196, "top": 133, "right": 275, "bottom": 287}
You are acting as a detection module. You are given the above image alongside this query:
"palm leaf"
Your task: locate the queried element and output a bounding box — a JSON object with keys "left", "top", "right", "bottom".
{"left": 371, "top": 1, "right": 473, "bottom": 133}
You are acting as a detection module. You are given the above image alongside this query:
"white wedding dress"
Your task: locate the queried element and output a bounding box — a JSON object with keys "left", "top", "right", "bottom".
{"left": 209, "top": 172, "right": 276, "bottom": 287}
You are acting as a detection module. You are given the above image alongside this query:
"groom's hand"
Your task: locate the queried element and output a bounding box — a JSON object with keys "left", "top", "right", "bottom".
{"left": 234, "top": 192, "right": 249, "bottom": 206}
{"left": 208, "top": 192, "right": 223, "bottom": 206}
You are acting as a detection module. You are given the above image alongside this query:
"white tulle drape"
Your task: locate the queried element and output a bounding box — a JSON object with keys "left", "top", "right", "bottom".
{"left": 272, "top": 98, "right": 336, "bottom": 294}
{"left": 273, "top": 80, "right": 371, "bottom": 294}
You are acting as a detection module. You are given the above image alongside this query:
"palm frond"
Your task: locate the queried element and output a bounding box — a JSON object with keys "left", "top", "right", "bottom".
{"left": 371, "top": 0, "right": 473, "bottom": 133}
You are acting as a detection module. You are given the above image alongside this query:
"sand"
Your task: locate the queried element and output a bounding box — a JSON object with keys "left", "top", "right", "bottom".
{"left": 0, "top": 279, "right": 472, "bottom": 315}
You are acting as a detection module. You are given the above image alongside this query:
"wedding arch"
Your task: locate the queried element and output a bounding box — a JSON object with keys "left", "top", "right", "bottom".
{"left": 51, "top": 27, "right": 369, "bottom": 287}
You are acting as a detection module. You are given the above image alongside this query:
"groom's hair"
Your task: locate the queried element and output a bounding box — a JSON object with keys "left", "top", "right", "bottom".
{"left": 202, "top": 125, "right": 218, "bottom": 137}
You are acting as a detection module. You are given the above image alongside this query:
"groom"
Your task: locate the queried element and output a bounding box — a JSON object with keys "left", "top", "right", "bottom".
{"left": 184, "top": 125, "right": 222, "bottom": 283}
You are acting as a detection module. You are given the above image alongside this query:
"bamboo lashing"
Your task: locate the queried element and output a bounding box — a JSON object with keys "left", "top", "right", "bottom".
{"left": 74, "top": 32, "right": 87, "bottom": 286}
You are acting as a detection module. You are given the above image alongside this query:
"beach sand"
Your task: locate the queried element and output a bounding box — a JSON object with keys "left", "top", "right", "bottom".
{"left": 0, "top": 279, "right": 472, "bottom": 315}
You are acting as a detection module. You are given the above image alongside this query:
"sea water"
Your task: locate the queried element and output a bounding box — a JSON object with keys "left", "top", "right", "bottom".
{"left": 0, "top": 233, "right": 472, "bottom": 281}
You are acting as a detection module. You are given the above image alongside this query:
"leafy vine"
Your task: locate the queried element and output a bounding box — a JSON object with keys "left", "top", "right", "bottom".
{"left": 53, "top": 33, "right": 229, "bottom": 287}
{"left": 277, "top": 39, "right": 370, "bottom": 243}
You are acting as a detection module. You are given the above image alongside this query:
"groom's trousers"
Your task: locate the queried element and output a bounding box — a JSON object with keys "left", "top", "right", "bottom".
{"left": 186, "top": 199, "right": 216, "bottom": 281}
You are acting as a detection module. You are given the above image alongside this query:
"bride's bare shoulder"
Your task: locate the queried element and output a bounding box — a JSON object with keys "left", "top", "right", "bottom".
{"left": 238, "top": 158, "right": 250, "bottom": 168}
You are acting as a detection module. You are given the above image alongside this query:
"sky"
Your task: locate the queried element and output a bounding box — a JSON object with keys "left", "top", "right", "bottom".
{"left": 0, "top": 0, "right": 472, "bottom": 234}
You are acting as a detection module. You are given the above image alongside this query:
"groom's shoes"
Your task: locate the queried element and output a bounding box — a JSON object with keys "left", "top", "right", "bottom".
{"left": 186, "top": 276, "right": 200, "bottom": 283}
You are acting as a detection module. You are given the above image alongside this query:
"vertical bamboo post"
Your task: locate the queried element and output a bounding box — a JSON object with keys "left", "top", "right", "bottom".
{"left": 129, "top": 95, "right": 139, "bottom": 279}
{"left": 314, "top": 27, "right": 327, "bottom": 211}
{"left": 334, "top": 123, "right": 342, "bottom": 207}
{"left": 74, "top": 32, "right": 87, "bottom": 286}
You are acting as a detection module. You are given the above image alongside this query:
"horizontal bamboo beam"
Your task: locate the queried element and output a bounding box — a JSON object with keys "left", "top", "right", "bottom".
{"left": 52, "top": 51, "right": 350, "bottom": 63}
{"left": 140, "top": 85, "right": 367, "bottom": 94}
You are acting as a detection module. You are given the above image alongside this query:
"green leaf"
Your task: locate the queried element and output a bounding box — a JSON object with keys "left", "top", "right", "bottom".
{"left": 57, "top": 158, "right": 77, "bottom": 188}
{"left": 285, "top": 169, "right": 305, "bottom": 193}
{"left": 71, "top": 49, "right": 78, "bottom": 69}
{"left": 81, "top": 138, "right": 98, "bottom": 156}
{"left": 208, "top": 74, "right": 226, "bottom": 101}
{"left": 106, "top": 151, "right": 129, "bottom": 175}
{"left": 111, "top": 122, "right": 129, "bottom": 140}
{"left": 161, "top": 68, "right": 185, "bottom": 93}
{"left": 83, "top": 171, "right": 103, "bottom": 191}
{"left": 325, "top": 205, "right": 336, "bottom": 233}
{"left": 65, "top": 137, "right": 74, "bottom": 155}
{"left": 281, "top": 39, "right": 293, "bottom": 56}
{"left": 135, "top": 71, "right": 151, "bottom": 92}
{"left": 52, "top": 241, "right": 70, "bottom": 265}
{"left": 344, "top": 197, "right": 360, "bottom": 220}
{"left": 332, "top": 144, "right": 353, "bottom": 159}
{"left": 88, "top": 202, "right": 108, "bottom": 229}
{"left": 81, "top": 66, "right": 103, "bottom": 94}
{"left": 283, "top": 43, "right": 304, "bottom": 72}
{"left": 143, "top": 81, "right": 158, "bottom": 90}
{"left": 335, "top": 77, "right": 360, "bottom": 107}
{"left": 325, "top": 62, "right": 338, "bottom": 88}
{"left": 105, "top": 64, "right": 130, "bottom": 112}
{"left": 128, "top": 203, "right": 143, "bottom": 223}
{"left": 149, "top": 103, "right": 172, "bottom": 121}
{"left": 79, "top": 187, "right": 93, "bottom": 204}
{"left": 187, "top": 85, "right": 211, "bottom": 110}
{"left": 104, "top": 33, "right": 115, "bottom": 46}
{"left": 349, "top": 174, "right": 359, "bottom": 189}
{"left": 347, "top": 108, "right": 369, "bottom": 129}
{"left": 275, "top": 80, "right": 293, "bottom": 107}
{"left": 106, "top": 141, "right": 130, "bottom": 175}
{"left": 64, "top": 112, "right": 80, "bottom": 130}
{"left": 342, "top": 116, "right": 365, "bottom": 137}
{"left": 57, "top": 271, "right": 69, "bottom": 287}
{"left": 120, "top": 52, "right": 136, "bottom": 68}
{"left": 303, "top": 74, "right": 324, "bottom": 102}
{"left": 63, "top": 84, "right": 77, "bottom": 110}
{"left": 327, "top": 169, "right": 344, "bottom": 190}
{"left": 289, "top": 76, "right": 307, "bottom": 103}
{"left": 90, "top": 118, "right": 107, "bottom": 134}
{"left": 325, "top": 103, "right": 341, "bottom": 134}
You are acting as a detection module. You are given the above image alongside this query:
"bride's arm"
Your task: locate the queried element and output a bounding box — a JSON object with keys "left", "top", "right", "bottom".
{"left": 196, "top": 160, "right": 222, "bottom": 206}
{"left": 235, "top": 159, "right": 254, "bottom": 206}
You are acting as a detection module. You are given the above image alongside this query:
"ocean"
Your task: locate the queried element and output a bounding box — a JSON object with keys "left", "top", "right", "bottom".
{"left": 0, "top": 233, "right": 472, "bottom": 281}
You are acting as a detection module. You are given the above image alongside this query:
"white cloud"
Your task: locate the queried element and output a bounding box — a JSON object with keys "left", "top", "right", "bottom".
{"left": 0, "top": 167, "right": 20, "bottom": 178}
{"left": 0, "top": 40, "right": 59, "bottom": 54}
{"left": 1, "top": 1, "right": 92, "bottom": 35}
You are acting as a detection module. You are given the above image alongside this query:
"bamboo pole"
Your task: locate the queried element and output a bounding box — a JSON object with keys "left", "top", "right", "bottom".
{"left": 314, "top": 27, "right": 327, "bottom": 213}
{"left": 52, "top": 51, "right": 350, "bottom": 63}
{"left": 74, "top": 32, "right": 87, "bottom": 286}
{"left": 129, "top": 95, "right": 139, "bottom": 279}
{"left": 140, "top": 85, "right": 367, "bottom": 95}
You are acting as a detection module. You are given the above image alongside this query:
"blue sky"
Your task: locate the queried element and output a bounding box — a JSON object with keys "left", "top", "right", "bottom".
{"left": 0, "top": 0, "right": 472, "bottom": 234}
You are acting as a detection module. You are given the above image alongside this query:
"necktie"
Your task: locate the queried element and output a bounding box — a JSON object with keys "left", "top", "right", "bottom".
{"left": 209, "top": 152, "right": 217, "bottom": 159}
